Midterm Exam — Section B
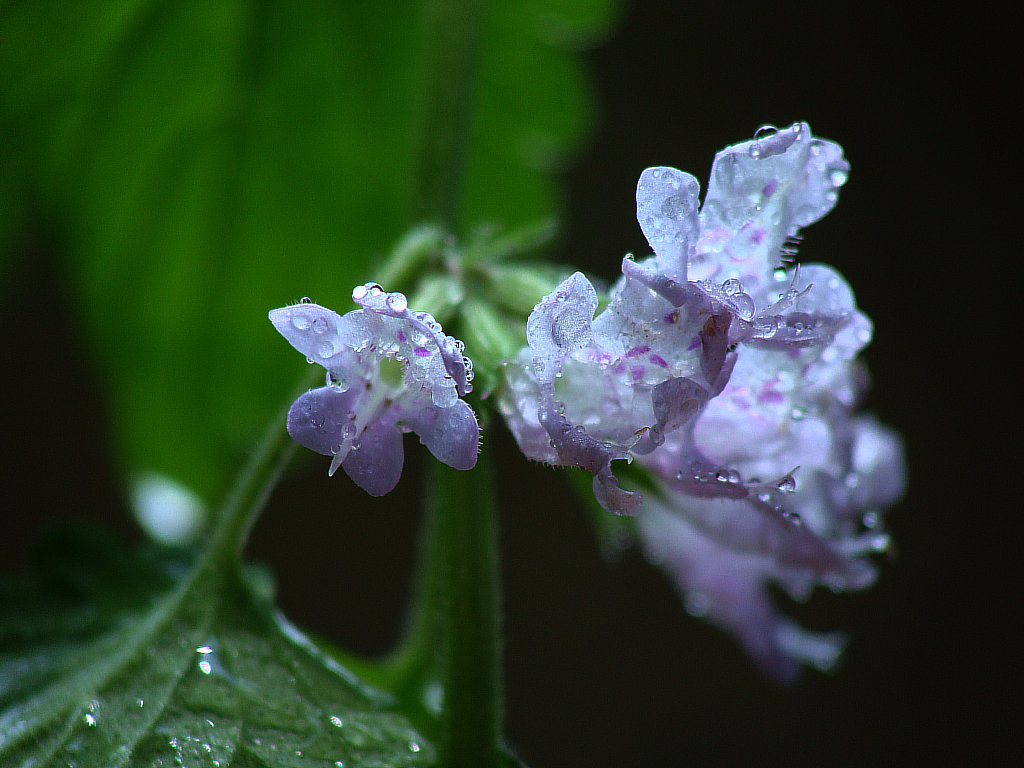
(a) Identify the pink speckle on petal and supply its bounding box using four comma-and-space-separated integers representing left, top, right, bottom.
625, 345, 651, 358
687, 336, 701, 351
650, 354, 668, 368
414, 347, 432, 358
397, 330, 407, 342
631, 365, 645, 381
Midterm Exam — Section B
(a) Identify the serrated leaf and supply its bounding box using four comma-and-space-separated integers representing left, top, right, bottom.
0, 528, 435, 768
0, 0, 616, 507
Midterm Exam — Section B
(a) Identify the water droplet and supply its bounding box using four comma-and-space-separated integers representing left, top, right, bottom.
330, 715, 344, 728
352, 284, 368, 301
754, 124, 778, 140
300, 296, 313, 304
715, 468, 731, 482
310, 412, 325, 428
773, 267, 788, 282
790, 406, 806, 420
291, 314, 311, 331
84, 713, 97, 727
684, 591, 710, 617
776, 475, 797, 493
136, 698, 145, 708
305, 356, 315, 365
198, 660, 212, 675
844, 472, 860, 488
830, 168, 848, 187
748, 143, 762, 159
342, 422, 357, 439
732, 292, 755, 320
408, 741, 421, 753
318, 340, 335, 359
335, 762, 345, 767
386, 293, 408, 312
722, 278, 742, 296
196, 645, 213, 654
862, 511, 879, 529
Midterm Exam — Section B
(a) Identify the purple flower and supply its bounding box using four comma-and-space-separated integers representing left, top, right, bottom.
500, 123, 905, 677
270, 284, 479, 496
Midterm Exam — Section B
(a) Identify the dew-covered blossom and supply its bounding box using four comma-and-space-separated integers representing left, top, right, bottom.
500, 123, 905, 679
270, 283, 479, 496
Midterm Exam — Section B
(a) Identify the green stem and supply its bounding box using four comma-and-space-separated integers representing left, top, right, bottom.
408, 0, 487, 228
206, 369, 317, 567
429, 454, 502, 768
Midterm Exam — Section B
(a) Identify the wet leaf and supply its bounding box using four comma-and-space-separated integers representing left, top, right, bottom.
0, 528, 435, 767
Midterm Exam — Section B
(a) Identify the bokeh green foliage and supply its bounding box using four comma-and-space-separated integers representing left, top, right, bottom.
0, 0, 616, 507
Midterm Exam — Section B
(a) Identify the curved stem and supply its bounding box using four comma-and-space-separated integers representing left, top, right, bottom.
206, 369, 318, 567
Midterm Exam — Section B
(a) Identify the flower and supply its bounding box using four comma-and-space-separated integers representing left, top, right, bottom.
500, 123, 905, 678
270, 283, 479, 496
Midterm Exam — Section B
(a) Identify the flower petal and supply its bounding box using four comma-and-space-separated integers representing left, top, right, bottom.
270, 303, 348, 365
696, 122, 849, 286
341, 414, 405, 497
403, 399, 480, 471
286, 386, 360, 457
526, 272, 598, 384
636, 166, 700, 282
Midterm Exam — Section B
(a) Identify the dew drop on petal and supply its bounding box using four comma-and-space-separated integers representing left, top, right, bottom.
300, 296, 313, 304
753, 124, 778, 140
776, 475, 797, 493
733, 292, 755, 320
722, 278, 742, 296
291, 314, 311, 331
386, 292, 408, 311
862, 511, 879, 529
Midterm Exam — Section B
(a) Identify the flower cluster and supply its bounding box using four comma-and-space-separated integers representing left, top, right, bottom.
500, 123, 905, 679
270, 283, 479, 495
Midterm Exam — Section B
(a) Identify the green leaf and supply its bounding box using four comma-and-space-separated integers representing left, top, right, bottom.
0, 528, 435, 768
0, 0, 616, 507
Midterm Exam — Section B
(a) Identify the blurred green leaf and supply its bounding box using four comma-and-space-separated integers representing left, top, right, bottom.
0, 527, 435, 767
0, 0, 616, 505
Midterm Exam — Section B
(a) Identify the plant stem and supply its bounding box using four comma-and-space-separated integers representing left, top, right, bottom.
206, 369, 317, 567
429, 454, 502, 768
408, 0, 487, 229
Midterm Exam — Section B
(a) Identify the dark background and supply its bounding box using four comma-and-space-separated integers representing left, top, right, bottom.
3, 2, 1012, 766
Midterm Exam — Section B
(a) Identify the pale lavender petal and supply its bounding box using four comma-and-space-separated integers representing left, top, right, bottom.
270, 303, 347, 365
403, 399, 480, 471
526, 272, 598, 384
352, 282, 472, 397
697, 122, 849, 286
636, 166, 700, 282
341, 414, 405, 497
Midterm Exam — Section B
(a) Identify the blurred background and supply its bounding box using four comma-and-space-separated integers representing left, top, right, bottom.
1, 1, 1011, 765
